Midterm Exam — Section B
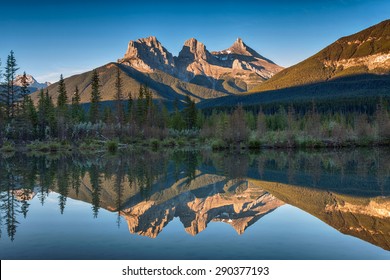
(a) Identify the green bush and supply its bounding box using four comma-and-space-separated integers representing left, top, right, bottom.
149, 138, 160, 150
211, 139, 227, 150
106, 140, 118, 153
248, 138, 261, 150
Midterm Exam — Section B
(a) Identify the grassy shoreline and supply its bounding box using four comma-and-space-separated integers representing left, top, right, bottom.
1, 135, 389, 155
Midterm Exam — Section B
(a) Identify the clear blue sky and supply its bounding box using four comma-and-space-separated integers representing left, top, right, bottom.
1, 0, 389, 83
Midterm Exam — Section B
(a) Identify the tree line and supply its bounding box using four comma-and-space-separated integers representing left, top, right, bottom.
1, 51, 389, 149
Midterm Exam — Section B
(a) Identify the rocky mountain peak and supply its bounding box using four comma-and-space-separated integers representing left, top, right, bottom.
13, 74, 50, 90
120, 36, 175, 74
179, 38, 211, 61
118, 35, 283, 93
227, 38, 261, 58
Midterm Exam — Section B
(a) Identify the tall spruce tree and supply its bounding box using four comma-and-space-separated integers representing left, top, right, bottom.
183, 94, 197, 129
114, 67, 124, 124
57, 74, 68, 110
20, 72, 29, 98
71, 85, 82, 123
127, 91, 133, 122
56, 74, 68, 139
3, 51, 19, 120
89, 69, 101, 123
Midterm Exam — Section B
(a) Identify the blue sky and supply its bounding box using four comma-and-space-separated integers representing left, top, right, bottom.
1, 0, 389, 83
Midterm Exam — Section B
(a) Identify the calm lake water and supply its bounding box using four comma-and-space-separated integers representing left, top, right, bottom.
0, 148, 389, 260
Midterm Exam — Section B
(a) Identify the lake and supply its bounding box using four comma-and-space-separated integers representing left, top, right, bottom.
0, 148, 389, 259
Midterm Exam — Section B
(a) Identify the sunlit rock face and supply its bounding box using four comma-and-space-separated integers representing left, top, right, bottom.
119, 36, 283, 93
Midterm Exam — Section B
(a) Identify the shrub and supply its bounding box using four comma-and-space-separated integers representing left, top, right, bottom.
106, 140, 118, 153
211, 139, 227, 150
248, 138, 261, 150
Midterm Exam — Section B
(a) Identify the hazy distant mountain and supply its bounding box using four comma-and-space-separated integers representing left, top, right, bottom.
14, 74, 51, 93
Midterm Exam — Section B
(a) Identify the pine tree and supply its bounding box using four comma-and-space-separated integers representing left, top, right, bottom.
136, 84, 146, 124
56, 74, 68, 139
89, 69, 101, 123
71, 85, 82, 123
126, 91, 133, 122
20, 72, 30, 99
183, 94, 197, 129
57, 74, 68, 110
37, 89, 47, 139
114, 67, 124, 124
3, 51, 19, 120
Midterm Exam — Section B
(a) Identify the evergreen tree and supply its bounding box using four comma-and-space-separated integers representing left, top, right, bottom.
57, 74, 68, 140
171, 97, 184, 130
126, 91, 133, 122
114, 67, 124, 124
136, 84, 146, 124
37, 89, 56, 139
20, 72, 29, 99
57, 74, 68, 110
89, 69, 101, 123
71, 85, 83, 123
2, 51, 19, 120
183, 94, 197, 129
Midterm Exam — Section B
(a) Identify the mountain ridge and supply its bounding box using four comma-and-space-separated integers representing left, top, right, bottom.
251, 19, 390, 93
119, 36, 283, 93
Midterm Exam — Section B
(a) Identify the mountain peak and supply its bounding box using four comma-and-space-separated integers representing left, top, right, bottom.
234, 37, 245, 47
120, 36, 175, 74
137, 35, 159, 45
228, 38, 258, 57
179, 38, 210, 61
13, 74, 50, 90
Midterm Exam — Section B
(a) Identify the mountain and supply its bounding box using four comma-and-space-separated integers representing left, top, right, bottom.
118, 36, 283, 93
198, 20, 390, 109
13, 74, 51, 93
30, 62, 228, 108
31, 37, 281, 106
251, 19, 390, 93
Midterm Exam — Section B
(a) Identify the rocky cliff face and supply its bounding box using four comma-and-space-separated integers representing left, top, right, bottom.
119, 36, 175, 75
118, 36, 283, 93
212, 38, 283, 79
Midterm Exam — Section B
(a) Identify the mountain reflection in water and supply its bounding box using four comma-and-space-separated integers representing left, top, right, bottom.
0, 149, 389, 253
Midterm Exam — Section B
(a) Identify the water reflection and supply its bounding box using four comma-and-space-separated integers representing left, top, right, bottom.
0, 149, 389, 251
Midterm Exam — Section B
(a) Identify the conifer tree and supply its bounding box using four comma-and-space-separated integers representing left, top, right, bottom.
114, 67, 124, 124
136, 84, 146, 124
57, 74, 68, 110
183, 94, 197, 129
20, 72, 30, 99
57, 74, 68, 139
127, 91, 133, 122
89, 69, 101, 123
71, 85, 82, 123
3, 51, 19, 120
